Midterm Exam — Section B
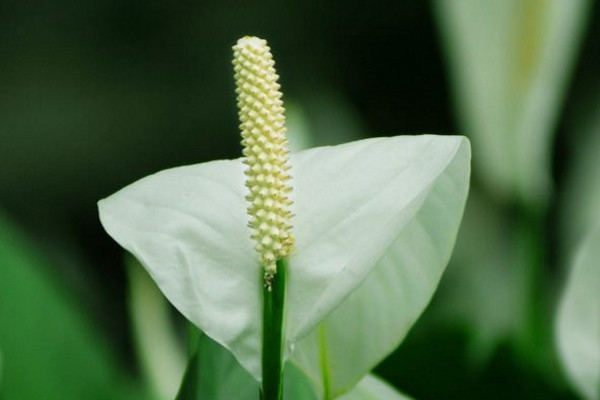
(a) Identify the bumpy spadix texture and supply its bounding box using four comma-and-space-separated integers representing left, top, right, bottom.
233, 36, 294, 284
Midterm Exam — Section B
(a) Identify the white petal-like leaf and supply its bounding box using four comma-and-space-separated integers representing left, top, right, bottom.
337, 375, 413, 400
99, 159, 262, 376
290, 137, 470, 397
556, 225, 600, 400
435, 0, 591, 206
99, 135, 470, 382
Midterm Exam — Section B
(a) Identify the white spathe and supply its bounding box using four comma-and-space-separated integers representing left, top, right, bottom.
556, 224, 600, 400
290, 135, 470, 397
435, 0, 591, 206
98, 135, 471, 383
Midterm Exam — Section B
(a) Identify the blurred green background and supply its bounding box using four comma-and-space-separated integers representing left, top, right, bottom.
1, 1, 599, 399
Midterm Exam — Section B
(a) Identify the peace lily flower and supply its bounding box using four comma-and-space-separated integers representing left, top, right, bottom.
98, 36, 471, 398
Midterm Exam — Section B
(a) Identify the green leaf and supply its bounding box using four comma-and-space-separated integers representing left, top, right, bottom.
99, 135, 471, 382
175, 335, 317, 400
284, 363, 319, 400
556, 224, 600, 400
435, 0, 591, 206
337, 375, 413, 400
434, 190, 539, 362
290, 137, 470, 398
175, 335, 258, 400
0, 211, 143, 400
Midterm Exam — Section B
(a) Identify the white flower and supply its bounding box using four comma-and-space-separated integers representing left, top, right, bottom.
98, 36, 471, 396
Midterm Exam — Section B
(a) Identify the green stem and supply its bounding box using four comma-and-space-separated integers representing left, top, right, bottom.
261, 258, 287, 400
512, 205, 549, 369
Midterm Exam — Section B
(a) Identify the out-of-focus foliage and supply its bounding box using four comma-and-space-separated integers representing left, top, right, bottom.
431, 0, 595, 391
434, 190, 533, 362
556, 225, 600, 400
560, 93, 600, 256
128, 258, 186, 400
435, 0, 592, 207
0, 211, 146, 400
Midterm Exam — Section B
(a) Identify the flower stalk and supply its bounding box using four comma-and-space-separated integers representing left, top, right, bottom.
261, 258, 286, 400
234, 36, 292, 400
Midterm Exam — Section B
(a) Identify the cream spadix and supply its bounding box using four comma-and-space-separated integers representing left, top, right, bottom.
233, 36, 294, 288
